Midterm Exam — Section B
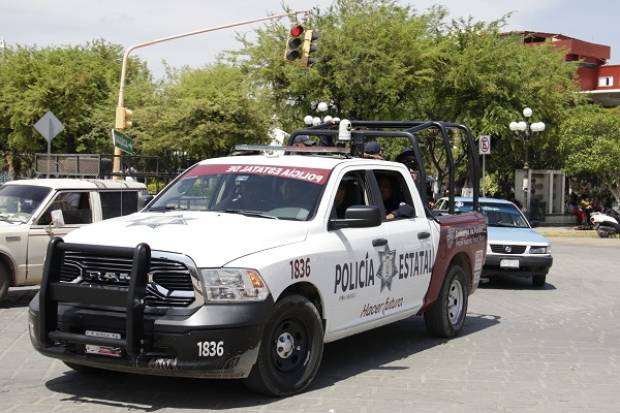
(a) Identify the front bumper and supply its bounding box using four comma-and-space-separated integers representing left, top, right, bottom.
30, 238, 273, 379
482, 254, 553, 278
29, 296, 273, 379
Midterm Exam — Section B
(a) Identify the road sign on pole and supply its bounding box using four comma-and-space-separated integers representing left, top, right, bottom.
478, 135, 491, 197
112, 129, 135, 155
34, 111, 64, 178
34, 111, 64, 143
479, 135, 491, 155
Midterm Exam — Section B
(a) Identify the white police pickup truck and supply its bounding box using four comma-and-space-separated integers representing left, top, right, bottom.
29, 122, 487, 396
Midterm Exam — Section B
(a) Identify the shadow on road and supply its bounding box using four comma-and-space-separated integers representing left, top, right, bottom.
480, 273, 557, 291
0, 288, 38, 309
44, 313, 500, 411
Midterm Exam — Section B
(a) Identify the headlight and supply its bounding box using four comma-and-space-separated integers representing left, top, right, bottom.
199, 268, 269, 302
529, 246, 549, 254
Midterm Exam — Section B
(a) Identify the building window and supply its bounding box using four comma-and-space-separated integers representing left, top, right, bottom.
598, 76, 614, 87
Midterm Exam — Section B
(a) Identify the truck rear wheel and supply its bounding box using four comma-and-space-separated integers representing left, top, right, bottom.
0, 264, 10, 304
424, 265, 468, 338
244, 294, 324, 396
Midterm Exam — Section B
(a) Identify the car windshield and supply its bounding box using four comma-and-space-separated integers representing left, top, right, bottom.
445, 200, 529, 228
148, 163, 331, 221
0, 185, 52, 223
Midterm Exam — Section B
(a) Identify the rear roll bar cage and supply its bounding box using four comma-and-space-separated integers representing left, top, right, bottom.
287, 120, 481, 213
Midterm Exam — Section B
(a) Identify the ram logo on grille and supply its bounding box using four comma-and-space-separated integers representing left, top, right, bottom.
85, 271, 131, 284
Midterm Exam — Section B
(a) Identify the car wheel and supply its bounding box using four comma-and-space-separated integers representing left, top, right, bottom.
0, 264, 10, 305
244, 294, 324, 397
532, 274, 547, 287
597, 228, 610, 238
424, 265, 469, 338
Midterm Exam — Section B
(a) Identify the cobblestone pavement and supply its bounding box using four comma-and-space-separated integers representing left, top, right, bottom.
1, 238, 619, 413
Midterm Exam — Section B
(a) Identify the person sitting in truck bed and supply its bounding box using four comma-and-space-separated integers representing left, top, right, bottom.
364, 141, 384, 160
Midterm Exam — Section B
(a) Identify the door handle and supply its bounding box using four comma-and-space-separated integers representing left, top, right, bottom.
372, 238, 387, 247
418, 231, 431, 240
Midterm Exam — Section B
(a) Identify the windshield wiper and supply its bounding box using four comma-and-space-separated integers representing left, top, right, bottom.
0, 215, 24, 224
148, 205, 180, 212
491, 222, 521, 228
214, 209, 279, 220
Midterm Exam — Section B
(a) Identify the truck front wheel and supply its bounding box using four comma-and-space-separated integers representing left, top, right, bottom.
424, 265, 469, 338
244, 294, 324, 396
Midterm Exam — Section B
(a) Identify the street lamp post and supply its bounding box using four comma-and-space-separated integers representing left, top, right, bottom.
509, 107, 546, 217
112, 10, 309, 176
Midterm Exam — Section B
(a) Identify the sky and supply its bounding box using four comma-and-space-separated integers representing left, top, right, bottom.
1, 0, 618, 79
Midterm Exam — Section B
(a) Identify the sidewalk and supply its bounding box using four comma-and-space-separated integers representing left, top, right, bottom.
536, 226, 598, 238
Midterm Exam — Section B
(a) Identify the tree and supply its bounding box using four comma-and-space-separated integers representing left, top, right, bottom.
559, 105, 620, 205
235, 0, 446, 131
237, 0, 583, 196
0, 40, 152, 175
134, 64, 271, 161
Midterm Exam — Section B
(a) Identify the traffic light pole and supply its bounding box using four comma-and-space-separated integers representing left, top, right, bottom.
113, 9, 310, 176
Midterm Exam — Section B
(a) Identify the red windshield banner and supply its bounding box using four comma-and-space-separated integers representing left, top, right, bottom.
183, 164, 331, 185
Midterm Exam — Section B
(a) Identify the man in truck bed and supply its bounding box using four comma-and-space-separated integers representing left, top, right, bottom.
29, 120, 486, 397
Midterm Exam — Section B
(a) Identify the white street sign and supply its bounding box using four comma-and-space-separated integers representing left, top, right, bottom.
479, 135, 491, 155
34, 111, 64, 143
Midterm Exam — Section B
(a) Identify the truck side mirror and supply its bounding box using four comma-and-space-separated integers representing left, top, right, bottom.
329, 205, 382, 230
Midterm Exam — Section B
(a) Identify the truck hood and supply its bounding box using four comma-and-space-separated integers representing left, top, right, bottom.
64, 211, 309, 267
487, 226, 549, 245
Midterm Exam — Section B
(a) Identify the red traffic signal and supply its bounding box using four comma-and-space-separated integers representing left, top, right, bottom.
284, 24, 305, 63
290, 24, 304, 37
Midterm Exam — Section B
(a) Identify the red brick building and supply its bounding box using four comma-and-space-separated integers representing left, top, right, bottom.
514, 31, 620, 106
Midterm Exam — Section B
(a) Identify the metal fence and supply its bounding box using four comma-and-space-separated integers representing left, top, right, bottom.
1, 152, 197, 193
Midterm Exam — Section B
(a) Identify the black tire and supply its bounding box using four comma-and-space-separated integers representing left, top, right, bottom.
532, 274, 547, 287
0, 263, 10, 305
424, 265, 469, 338
597, 228, 610, 238
244, 294, 324, 397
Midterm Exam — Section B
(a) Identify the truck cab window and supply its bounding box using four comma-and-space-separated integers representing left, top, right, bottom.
331, 171, 371, 219
100, 191, 139, 220
373, 170, 415, 220
37, 192, 92, 225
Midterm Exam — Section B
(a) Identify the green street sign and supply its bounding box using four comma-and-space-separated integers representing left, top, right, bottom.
111, 129, 134, 155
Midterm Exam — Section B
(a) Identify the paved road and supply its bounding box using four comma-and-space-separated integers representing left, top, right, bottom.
1, 238, 618, 413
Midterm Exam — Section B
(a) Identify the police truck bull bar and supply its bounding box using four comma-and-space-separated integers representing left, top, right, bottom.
38, 237, 151, 362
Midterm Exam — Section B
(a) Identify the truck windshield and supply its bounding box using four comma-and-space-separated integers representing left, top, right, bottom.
442, 200, 529, 228
0, 185, 52, 223
148, 163, 331, 221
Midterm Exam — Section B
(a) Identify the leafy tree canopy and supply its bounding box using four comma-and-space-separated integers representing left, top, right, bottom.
559, 105, 620, 204
0, 40, 151, 156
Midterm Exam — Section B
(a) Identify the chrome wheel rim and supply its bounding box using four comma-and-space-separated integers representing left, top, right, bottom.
447, 279, 464, 325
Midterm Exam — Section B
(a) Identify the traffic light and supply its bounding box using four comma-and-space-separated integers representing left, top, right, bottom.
301, 30, 319, 67
284, 24, 305, 63
115, 106, 133, 130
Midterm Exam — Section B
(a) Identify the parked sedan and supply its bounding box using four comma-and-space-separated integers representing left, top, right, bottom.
434, 197, 553, 287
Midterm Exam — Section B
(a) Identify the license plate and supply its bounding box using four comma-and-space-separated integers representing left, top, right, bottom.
500, 259, 520, 269
85, 330, 122, 358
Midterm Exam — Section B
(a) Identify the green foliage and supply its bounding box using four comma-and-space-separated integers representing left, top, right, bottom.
235, 0, 447, 130
559, 105, 620, 203
237, 0, 582, 196
134, 64, 271, 160
0, 40, 152, 155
